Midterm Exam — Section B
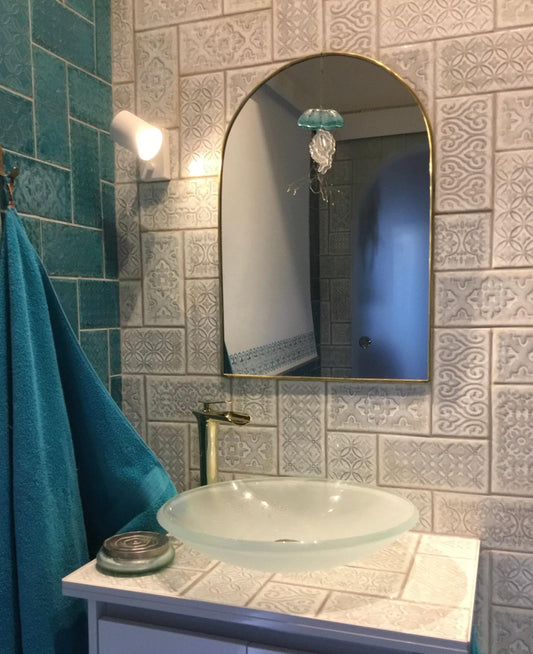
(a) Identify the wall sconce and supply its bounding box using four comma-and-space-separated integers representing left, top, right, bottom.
110, 110, 170, 182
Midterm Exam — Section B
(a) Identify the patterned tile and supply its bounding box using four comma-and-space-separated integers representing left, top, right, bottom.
433, 213, 491, 271
184, 229, 218, 278
122, 328, 185, 374
115, 145, 137, 185
142, 231, 185, 326
226, 63, 280, 122
492, 607, 533, 654
435, 95, 493, 212
231, 377, 278, 426
42, 221, 103, 277
473, 550, 491, 654
493, 386, 533, 495
95, 0, 111, 81
180, 73, 225, 177
0, 0, 32, 95
139, 178, 219, 230
497, 0, 533, 28
273, 0, 322, 59
116, 183, 141, 279
248, 581, 327, 616
326, 431, 377, 485
148, 422, 189, 492
119, 281, 143, 327
494, 150, 533, 267
435, 270, 533, 326
279, 380, 325, 476
327, 383, 430, 435
111, 0, 134, 82
434, 493, 533, 551
437, 28, 533, 97
492, 552, 533, 609
217, 425, 277, 475
122, 375, 146, 439
224, 0, 270, 13
324, 0, 377, 56
71, 121, 100, 228
180, 11, 271, 75
388, 488, 433, 533
351, 532, 420, 573
79, 280, 120, 328
418, 534, 479, 559
186, 279, 220, 374
184, 562, 271, 605
380, 0, 493, 46
146, 375, 230, 421
172, 541, 218, 571
68, 67, 112, 131
494, 329, 533, 383
135, 27, 179, 128
379, 435, 489, 493
432, 329, 490, 437
135, 0, 221, 30
497, 90, 533, 150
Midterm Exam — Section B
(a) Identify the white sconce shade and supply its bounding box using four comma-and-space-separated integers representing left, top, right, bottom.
110, 110, 170, 182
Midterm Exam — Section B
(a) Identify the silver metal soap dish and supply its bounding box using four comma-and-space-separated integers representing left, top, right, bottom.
96, 531, 174, 575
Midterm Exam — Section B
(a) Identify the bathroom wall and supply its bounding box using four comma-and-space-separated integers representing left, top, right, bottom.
0, 0, 120, 396
112, 1, 533, 652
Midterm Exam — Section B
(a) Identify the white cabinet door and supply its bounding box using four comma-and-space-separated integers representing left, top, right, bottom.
98, 618, 247, 654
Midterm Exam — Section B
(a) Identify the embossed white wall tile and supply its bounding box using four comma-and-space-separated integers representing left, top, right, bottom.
437, 28, 533, 97
497, 0, 533, 28
473, 550, 491, 654
122, 328, 185, 374
494, 150, 533, 267
184, 229, 218, 278
225, 63, 280, 121
180, 73, 224, 177
492, 551, 533, 609
180, 11, 272, 75
494, 329, 533, 383
379, 0, 493, 47
142, 231, 185, 326
434, 493, 533, 551
273, 0, 323, 60
435, 95, 493, 213
493, 386, 533, 495
135, 27, 179, 127
146, 375, 230, 421
379, 435, 489, 492
113, 82, 135, 113
497, 90, 533, 150
224, 0, 271, 13
418, 534, 479, 559
433, 213, 491, 271
116, 183, 141, 279
135, 0, 221, 30
140, 178, 219, 230
492, 607, 533, 654
119, 281, 143, 327
186, 279, 220, 374
111, 0, 134, 82
217, 425, 277, 475
168, 128, 180, 180
324, 0, 377, 56
326, 431, 377, 485
351, 532, 420, 573
184, 562, 271, 604
327, 383, 430, 434
432, 329, 490, 437
279, 380, 325, 476
148, 422, 189, 491
231, 377, 278, 426
435, 270, 533, 326
122, 375, 146, 438
388, 488, 433, 533
248, 581, 327, 616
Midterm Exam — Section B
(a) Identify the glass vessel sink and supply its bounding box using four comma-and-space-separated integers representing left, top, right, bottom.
157, 478, 418, 572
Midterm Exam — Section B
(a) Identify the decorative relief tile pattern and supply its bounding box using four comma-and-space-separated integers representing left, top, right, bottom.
217, 425, 278, 475
473, 551, 491, 654
231, 377, 278, 426
122, 375, 146, 438
494, 329, 533, 383
493, 386, 533, 495
497, 90, 533, 150
179, 12, 272, 75
135, 0, 221, 30
224, 0, 271, 14
435, 95, 493, 212
389, 489, 432, 533
494, 150, 533, 267
326, 431, 376, 484
273, 0, 322, 59
418, 534, 479, 559
324, 0, 377, 56
183, 562, 271, 605
380, 0, 493, 47
122, 328, 185, 374
184, 229, 218, 278
433, 213, 491, 271
226, 63, 280, 121
380, 435, 489, 492
248, 581, 327, 616
111, 0, 134, 82
492, 607, 533, 654
327, 383, 430, 434
497, 0, 533, 28
432, 329, 490, 437
148, 422, 189, 492
146, 375, 230, 421
119, 281, 143, 327
186, 279, 220, 374
350, 533, 420, 573
116, 183, 141, 279
492, 552, 533, 609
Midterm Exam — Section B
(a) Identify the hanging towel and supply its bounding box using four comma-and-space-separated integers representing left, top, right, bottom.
0, 207, 177, 654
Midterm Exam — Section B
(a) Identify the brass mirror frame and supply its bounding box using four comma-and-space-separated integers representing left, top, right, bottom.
219, 52, 434, 383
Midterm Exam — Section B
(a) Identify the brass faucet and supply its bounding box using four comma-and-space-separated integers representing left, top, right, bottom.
192, 402, 251, 485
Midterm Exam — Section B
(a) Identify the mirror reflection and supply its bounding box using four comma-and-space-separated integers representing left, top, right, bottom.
220, 54, 432, 381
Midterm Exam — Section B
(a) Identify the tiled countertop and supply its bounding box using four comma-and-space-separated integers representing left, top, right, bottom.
63, 532, 479, 653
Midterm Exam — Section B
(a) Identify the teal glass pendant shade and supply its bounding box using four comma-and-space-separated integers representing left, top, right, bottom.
297, 108, 344, 130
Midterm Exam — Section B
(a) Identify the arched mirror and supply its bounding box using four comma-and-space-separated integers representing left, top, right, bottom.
220, 54, 433, 382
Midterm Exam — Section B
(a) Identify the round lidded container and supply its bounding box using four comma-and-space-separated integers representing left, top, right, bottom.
96, 531, 174, 575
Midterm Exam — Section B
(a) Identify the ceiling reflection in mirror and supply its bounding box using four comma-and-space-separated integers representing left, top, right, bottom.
220, 54, 432, 382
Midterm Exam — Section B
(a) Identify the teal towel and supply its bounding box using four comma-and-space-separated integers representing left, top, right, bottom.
0, 208, 176, 654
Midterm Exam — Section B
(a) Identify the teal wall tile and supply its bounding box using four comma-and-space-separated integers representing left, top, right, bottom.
70, 120, 101, 227
20, 215, 42, 255
99, 132, 114, 183
95, 0, 112, 82
102, 183, 118, 278
0, 88, 34, 156
69, 68, 112, 131
42, 221, 103, 277
51, 279, 79, 332
0, 0, 32, 95
80, 330, 109, 386
33, 48, 69, 167
32, 0, 94, 73
109, 329, 121, 375
79, 280, 120, 328
110, 376, 122, 406
65, 0, 93, 21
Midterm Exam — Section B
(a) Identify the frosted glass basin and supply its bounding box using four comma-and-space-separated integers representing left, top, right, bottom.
157, 478, 418, 573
